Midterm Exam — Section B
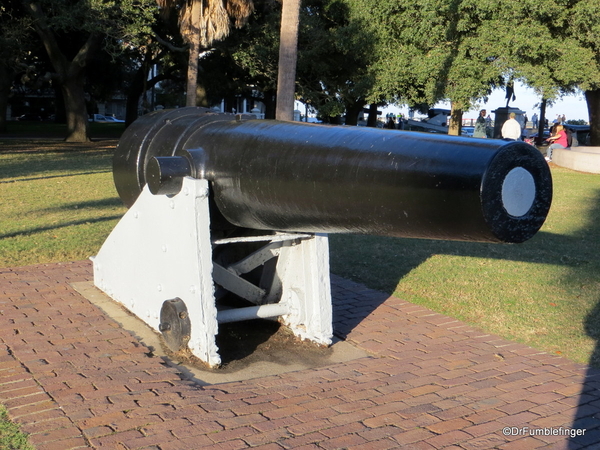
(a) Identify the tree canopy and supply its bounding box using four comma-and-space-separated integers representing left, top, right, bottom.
219, 0, 378, 122
336, 0, 600, 139
344, 0, 508, 132
20, 0, 159, 141
0, 1, 33, 131
4, 0, 600, 142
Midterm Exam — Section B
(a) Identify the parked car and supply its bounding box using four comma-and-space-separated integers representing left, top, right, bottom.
16, 113, 42, 121
89, 114, 124, 123
89, 114, 109, 123
104, 116, 125, 123
461, 126, 474, 137
524, 130, 550, 144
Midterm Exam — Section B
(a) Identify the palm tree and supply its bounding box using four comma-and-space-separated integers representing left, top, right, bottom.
275, 0, 300, 121
157, 0, 254, 107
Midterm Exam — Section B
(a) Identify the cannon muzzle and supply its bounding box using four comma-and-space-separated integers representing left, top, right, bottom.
114, 107, 552, 244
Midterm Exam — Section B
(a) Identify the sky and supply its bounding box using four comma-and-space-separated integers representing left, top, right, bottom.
384, 81, 590, 123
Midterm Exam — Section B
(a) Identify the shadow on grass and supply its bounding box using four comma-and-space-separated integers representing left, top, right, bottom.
327, 181, 600, 445
570, 188, 600, 447
0, 215, 123, 240
328, 230, 579, 341
329, 229, 589, 298
0, 140, 116, 181
328, 186, 600, 447
0, 122, 124, 140
0, 170, 112, 184
37, 198, 123, 213
1, 154, 114, 180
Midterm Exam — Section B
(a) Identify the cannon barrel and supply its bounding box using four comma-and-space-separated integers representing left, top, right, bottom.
113, 107, 552, 244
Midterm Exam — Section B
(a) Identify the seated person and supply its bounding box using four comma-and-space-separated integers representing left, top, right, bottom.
545, 124, 568, 162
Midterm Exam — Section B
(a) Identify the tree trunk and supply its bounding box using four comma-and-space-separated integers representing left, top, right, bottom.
52, 83, 66, 124
344, 101, 365, 126
62, 72, 90, 142
585, 90, 600, 146
126, 49, 153, 127
275, 0, 301, 121
448, 103, 462, 136
366, 103, 378, 127
126, 71, 146, 127
22, 0, 100, 142
536, 98, 547, 146
0, 63, 11, 132
263, 89, 277, 119
186, 0, 202, 107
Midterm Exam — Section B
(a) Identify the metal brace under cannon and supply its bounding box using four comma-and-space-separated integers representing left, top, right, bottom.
93, 107, 552, 367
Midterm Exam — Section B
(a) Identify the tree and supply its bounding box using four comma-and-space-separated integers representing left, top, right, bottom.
124, 45, 184, 125
472, 0, 589, 138
344, 0, 507, 135
296, 0, 377, 125
157, 0, 254, 107
21, 0, 158, 141
212, 0, 281, 118
119, 14, 189, 125
275, 0, 300, 120
469, 0, 600, 143
0, 0, 35, 131
220, 0, 376, 123
567, 0, 600, 145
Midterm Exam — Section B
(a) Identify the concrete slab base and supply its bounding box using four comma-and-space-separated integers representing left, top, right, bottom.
553, 146, 600, 174
71, 281, 368, 386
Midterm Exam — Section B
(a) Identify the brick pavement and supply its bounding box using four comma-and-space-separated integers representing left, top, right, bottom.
1, 261, 599, 449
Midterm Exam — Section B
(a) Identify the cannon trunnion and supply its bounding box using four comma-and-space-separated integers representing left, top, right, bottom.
95, 107, 552, 367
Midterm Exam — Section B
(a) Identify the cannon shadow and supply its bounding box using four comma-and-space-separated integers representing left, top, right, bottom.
569, 188, 600, 447
330, 186, 600, 446
329, 230, 564, 338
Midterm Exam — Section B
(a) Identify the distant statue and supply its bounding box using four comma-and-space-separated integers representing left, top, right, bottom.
505, 80, 516, 107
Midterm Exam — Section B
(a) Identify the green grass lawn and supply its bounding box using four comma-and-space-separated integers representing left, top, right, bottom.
0, 140, 126, 267
1, 138, 600, 371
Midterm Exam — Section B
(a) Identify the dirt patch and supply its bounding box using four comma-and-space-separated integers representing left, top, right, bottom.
164, 319, 335, 373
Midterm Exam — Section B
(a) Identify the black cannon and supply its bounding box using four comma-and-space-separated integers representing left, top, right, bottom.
114, 107, 551, 244
94, 107, 552, 367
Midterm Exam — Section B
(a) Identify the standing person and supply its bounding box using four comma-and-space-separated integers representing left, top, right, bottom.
473, 109, 487, 138
397, 113, 405, 130
532, 113, 538, 129
485, 114, 493, 137
545, 124, 568, 162
501, 112, 522, 140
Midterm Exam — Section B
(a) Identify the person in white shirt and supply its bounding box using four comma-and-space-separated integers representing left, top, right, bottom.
501, 112, 522, 140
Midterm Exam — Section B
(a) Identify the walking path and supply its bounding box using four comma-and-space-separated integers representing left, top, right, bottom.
1, 261, 599, 449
